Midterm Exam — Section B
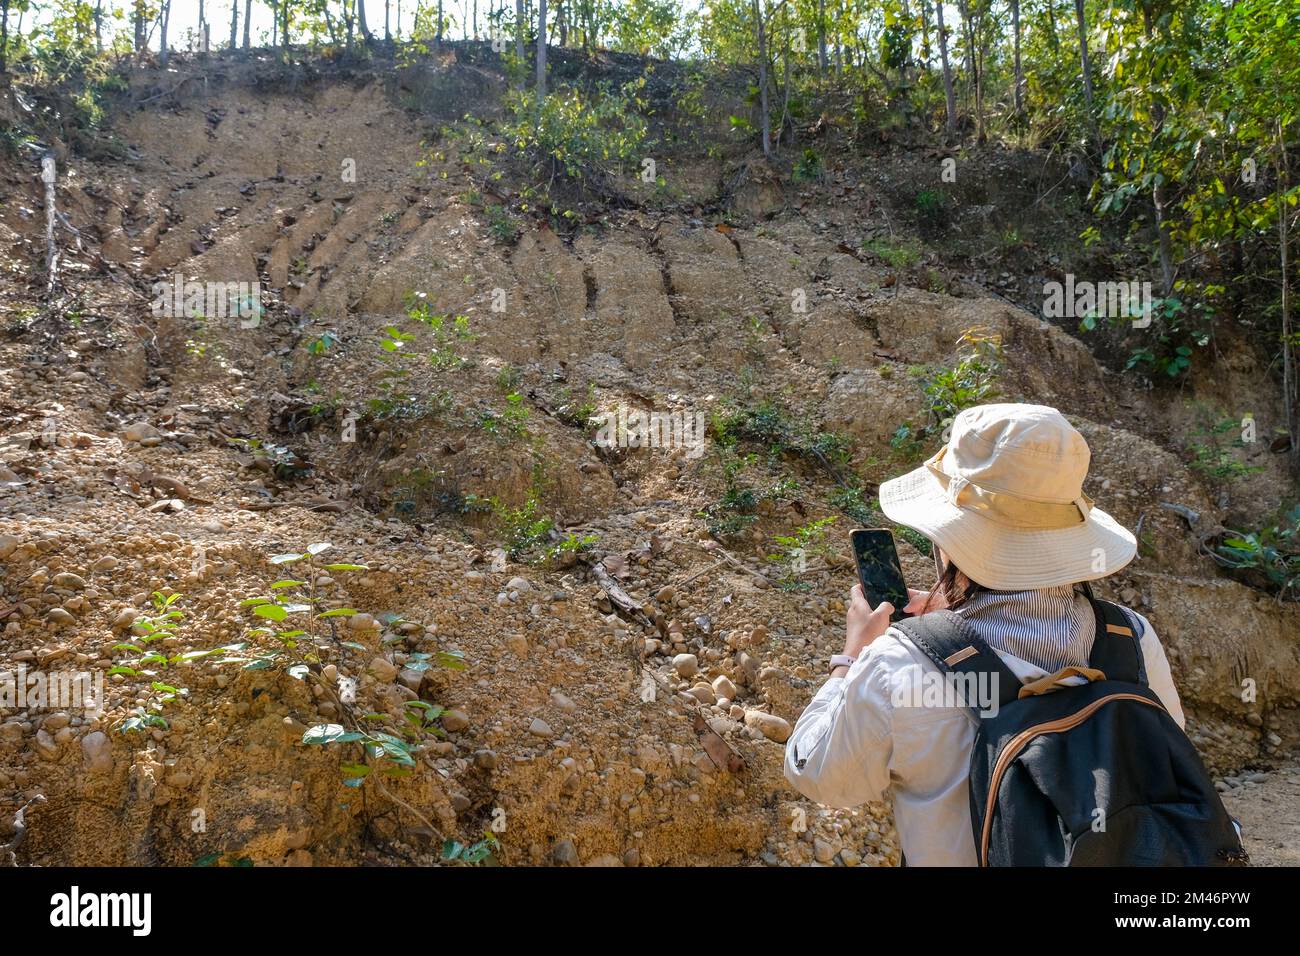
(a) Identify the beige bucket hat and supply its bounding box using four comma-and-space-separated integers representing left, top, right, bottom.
879, 403, 1136, 590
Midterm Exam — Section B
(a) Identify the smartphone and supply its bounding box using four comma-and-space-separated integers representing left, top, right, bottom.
850, 529, 911, 623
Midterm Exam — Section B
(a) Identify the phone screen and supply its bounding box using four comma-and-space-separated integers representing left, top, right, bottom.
851, 529, 911, 623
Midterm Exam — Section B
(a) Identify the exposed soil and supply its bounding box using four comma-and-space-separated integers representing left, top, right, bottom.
1, 48, 1297, 867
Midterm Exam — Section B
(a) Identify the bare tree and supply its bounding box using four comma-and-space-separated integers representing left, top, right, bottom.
243, 0, 251, 49
1010, 0, 1024, 115
536, 0, 547, 95
1074, 0, 1099, 150
358, 0, 374, 42
934, 0, 957, 136
754, 0, 770, 158
160, 0, 171, 66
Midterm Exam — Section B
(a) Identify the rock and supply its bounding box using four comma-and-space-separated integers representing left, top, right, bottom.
113, 607, 139, 630
52, 572, 86, 590
397, 668, 424, 691
366, 657, 399, 682
43, 713, 71, 731
91, 556, 119, 572
474, 749, 499, 770
349, 613, 379, 632
551, 839, 579, 865
505, 633, 529, 658
528, 717, 554, 738
685, 683, 716, 705
814, 839, 837, 864
712, 675, 738, 700
34, 729, 60, 759
551, 692, 578, 712
0, 535, 19, 560
623, 848, 641, 867
585, 854, 623, 867
506, 576, 532, 593
442, 709, 470, 732
81, 731, 113, 773
46, 608, 76, 626
735, 651, 759, 687
840, 848, 861, 867
672, 653, 699, 678
656, 586, 676, 604
744, 710, 792, 743
122, 421, 162, 443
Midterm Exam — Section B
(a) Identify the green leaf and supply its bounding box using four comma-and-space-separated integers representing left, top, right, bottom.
302, 724, 365, 745
269, 553, 305, 565
270, 580, 305, 590
253, 603, 288, 622
317, 608, 358, 618
323, 563, 368, 572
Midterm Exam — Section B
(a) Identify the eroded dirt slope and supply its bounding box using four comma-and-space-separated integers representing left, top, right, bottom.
1, 53, 1297, 866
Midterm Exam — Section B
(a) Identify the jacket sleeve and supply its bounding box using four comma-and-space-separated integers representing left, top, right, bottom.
1135, 613, 1185, 730
783, 644, 895, 808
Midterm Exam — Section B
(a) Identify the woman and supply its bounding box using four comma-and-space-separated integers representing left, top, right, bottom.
783, 403, 1185, 866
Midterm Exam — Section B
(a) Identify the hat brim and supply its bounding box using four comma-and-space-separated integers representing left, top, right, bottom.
878, 462, 1136, 591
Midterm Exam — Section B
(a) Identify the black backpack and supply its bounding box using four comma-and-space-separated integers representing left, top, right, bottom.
894, 595, 1248, 867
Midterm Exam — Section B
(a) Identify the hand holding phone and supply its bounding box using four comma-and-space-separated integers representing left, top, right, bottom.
850, 529, 912, 624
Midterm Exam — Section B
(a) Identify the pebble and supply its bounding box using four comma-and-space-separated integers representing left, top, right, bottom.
551, 839, 578, 865
528, 717, 554, 738
81, 731, 113, 773
47, 608, 76, 626
712, 675, 738, 700
53, 572, 86, 589
505, 633, 529, 658
744, 711, 792, 743
672, 653, 698, 678
367, 657, 399, 682
0, 535, 19, 560
507, 576, 532, 593
442, 709, 470, 732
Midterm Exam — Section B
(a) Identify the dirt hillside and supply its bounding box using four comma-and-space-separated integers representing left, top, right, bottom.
1, 49, 1297, 866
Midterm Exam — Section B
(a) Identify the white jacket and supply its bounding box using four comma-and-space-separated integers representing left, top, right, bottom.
783, 611, 1185, 866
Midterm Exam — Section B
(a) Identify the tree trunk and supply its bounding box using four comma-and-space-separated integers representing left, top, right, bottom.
536, 0, 547, 96
934, 0, 957, 136
437, 0, 443, 46
1279, 124, 1296, 471
817, 0, 827, 75
229, 0, 238, 49
358, 0, 373, 42
755, 0, 770, 158
160, 0, 171, 66
199, 0, 206, 50
135, 1, 147, 56
94, 0, 104, 52
1010, 0, 1024, 115
515, 0, 524, 61
1, 0, 11, 75
385, 0, 391, 41
243, 0, 251, 49
1045, 0, 1060, 51
1074, 0, 1099, 151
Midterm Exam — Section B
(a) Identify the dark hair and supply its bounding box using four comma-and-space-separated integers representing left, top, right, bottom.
923, 553, 985, 612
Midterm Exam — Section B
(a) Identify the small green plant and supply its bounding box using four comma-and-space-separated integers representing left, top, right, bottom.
893, 327, 1002, 457
1188, 414, 1265, 482
793, 148, 823, 183
862, 238, 922, 269
441, 832, 500, 865
768, 516, 837, 590
496, 493, 557, 559
224, 543, 466, 791
485, 204, 520, 243
1212, 505, 1300, 601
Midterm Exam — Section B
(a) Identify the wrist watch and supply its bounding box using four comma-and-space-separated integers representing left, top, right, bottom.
828, 654, 856, 674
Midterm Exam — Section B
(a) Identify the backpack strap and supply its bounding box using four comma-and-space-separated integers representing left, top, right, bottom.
894, 610, 1023, 716
1085, 596, 1147, 685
